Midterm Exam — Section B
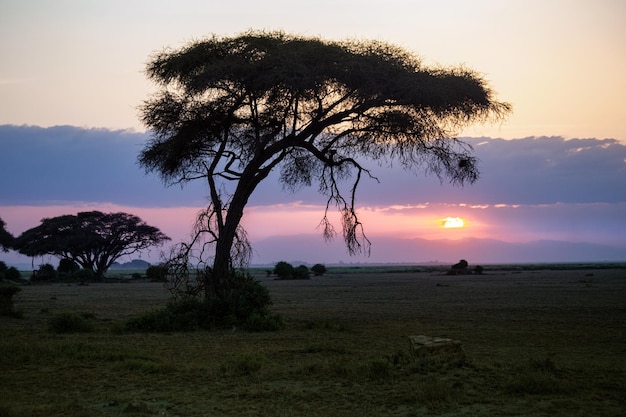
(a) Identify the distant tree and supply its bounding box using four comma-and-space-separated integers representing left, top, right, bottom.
293, 265, 310, 280
0, 218, 14, 252
273, 261, 294, 280
448, 259, 470, 275
14, 211, 170, 280
138, 31, 510, 298
311, 263, 327, 276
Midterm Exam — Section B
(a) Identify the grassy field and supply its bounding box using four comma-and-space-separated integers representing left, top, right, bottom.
1, 265, 625, 416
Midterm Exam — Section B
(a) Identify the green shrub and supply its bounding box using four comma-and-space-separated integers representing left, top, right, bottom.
48, 312, 94, 334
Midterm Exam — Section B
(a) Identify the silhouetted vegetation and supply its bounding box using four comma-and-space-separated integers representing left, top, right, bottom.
126, 271, 282, 332
138, 31, 510, 299
311, 263, 327, 276
13, 211, 169, 280
273, 261, 310, 280
0, 285, 21, 317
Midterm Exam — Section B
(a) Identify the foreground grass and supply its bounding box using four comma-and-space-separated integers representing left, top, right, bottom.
1, 268, 625, 416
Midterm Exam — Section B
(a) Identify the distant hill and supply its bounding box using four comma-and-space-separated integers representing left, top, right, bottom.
110, 259, 151, 270
250, 234, 626, 266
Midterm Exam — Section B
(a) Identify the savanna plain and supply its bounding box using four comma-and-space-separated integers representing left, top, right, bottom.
1, 264, 625, 416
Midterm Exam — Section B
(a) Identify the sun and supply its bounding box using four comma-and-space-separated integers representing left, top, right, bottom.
442, 217, 465, 228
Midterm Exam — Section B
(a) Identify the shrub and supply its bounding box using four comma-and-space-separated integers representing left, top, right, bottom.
146, 264, 168, 282
57, 258, 79, 276
273, 261, 294, 279
74, 268, 95, 283
31, 263, 57, 282
5, 267, 21, 282
125, 296, 212, 332
311, 263, 327, 276
0, 285, 21, 316
126, 271, 281, 332
293, 265, 310, 280
48, 312, 94, 334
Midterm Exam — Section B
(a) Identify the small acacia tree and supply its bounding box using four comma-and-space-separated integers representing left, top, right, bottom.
139, 31, 510, 298
14, 211, 170, 280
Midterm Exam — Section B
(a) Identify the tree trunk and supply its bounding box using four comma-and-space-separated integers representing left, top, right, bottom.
208, 187, 248, 299
207, 160, 273, 299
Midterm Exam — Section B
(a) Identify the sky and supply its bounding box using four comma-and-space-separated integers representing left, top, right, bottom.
1, 0, 625, 266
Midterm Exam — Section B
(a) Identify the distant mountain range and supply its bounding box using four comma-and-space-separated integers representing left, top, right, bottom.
109, 259, 152, 270
249, 234, 626, 266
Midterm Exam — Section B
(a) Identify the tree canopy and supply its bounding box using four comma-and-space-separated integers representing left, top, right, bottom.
14, 211, 170, 280
139, 31, 510, 296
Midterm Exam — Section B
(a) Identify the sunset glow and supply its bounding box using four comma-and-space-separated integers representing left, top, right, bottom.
443, 217, 465, 228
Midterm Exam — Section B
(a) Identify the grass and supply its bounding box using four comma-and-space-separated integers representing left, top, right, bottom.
0, 266, 625, 416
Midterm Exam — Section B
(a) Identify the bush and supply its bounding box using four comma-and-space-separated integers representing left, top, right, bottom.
57, 258, 79, 275
31, 263, 57, 282
48, 312, 94, 333
311, 263, 327, 276
273, 261, 294, 279
0, 285, 21, 316
293, 265, 310, 279
126, 271, 281, 332
146, 264, 169, 282
125, 296, 212, 332
75, 268, 95, 283
274, 261, 310, 280
5, 267, 21, 282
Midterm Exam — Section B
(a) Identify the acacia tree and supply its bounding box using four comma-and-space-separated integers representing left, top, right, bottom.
139, 31, 510, 297
14, 211, 170, 280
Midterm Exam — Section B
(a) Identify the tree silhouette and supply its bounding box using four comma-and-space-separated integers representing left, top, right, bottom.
0, 218, 14, 252
14, 211, 170, 280
139, 31, 510, 297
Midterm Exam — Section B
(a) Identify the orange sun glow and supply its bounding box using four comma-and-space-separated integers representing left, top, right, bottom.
442, 217, 465, 228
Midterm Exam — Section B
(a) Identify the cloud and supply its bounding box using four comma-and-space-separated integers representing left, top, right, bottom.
2, 125, 625, 208
0, 125, 206, 207
1, 125, 625, 266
